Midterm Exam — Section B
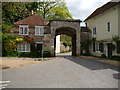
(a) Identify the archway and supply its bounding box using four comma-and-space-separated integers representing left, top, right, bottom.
49, 19, 81, 57
54, 27, 76, 56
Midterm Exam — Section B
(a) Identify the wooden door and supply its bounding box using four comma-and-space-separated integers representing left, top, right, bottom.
37, 44, 42, 57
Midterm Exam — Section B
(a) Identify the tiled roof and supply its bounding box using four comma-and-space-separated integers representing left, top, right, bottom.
14, 14, 47, 26
85, 2, 120, 21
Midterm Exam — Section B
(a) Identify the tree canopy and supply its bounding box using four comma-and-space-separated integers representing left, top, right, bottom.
2, 1, 73, 32
2, 1, 73, 24
60, 35, 72, 46
37, 1, 73, 20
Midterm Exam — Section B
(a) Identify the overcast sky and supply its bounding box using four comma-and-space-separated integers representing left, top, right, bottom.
65, 0, 111, 26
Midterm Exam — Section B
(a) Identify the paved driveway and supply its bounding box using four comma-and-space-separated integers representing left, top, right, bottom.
2, 56, 119, 88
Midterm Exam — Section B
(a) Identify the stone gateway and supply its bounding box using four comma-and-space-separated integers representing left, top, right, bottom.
48, 19, 81, 56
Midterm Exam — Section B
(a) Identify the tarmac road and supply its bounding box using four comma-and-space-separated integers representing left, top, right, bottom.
2, 56, 119, 88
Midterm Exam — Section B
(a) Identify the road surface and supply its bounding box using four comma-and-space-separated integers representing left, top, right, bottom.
2, 56, 119, 88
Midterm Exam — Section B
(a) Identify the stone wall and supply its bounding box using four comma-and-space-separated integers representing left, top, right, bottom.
49, 19, 81, 56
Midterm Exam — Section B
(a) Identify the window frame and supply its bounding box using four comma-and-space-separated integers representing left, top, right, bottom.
93, 27, 96, 35
17, 43, 30, 52
95, 42, 100, 52
19, 25, 29, 35
35, 26, 44, 36
107, 22, 111, 32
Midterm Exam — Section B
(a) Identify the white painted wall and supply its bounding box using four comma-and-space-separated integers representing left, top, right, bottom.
86, 5, 119, 41
56, 35, 60, 53
86, 4, 119, 57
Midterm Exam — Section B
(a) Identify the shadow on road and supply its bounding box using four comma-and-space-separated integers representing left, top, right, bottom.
65, 56, 119, 71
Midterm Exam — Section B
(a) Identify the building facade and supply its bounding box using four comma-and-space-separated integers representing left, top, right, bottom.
85, 2, 120, 57
10, 14, 53, 57
80, 27, 92, 54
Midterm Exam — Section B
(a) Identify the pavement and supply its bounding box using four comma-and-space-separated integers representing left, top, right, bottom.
0, 57, 45, 60
56, 52, 72, 57
1, 56, 119, 88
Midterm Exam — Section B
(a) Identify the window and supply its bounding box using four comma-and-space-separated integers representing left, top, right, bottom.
19, 25, 29, 35
99, 42, 104, 52
93, 27, 96, 35
17, 43, 30, 52
107, 22, 110, 32
95, 42, 100, 52
35, 26, 44, 36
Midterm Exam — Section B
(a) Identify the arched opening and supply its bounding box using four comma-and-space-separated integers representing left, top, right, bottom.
54, 27, 76, 56
55, 35, 72, 56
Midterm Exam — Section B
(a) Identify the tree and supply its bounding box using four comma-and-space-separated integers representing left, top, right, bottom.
2, 2, 37, 33
2, 33, 25, 56
60, 35, 72, 46
37, 1, 73, 20
2, 2, 36, 24
2, 1, 73, 32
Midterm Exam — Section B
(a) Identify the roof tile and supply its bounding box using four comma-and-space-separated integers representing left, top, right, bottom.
14, 14, 47, 26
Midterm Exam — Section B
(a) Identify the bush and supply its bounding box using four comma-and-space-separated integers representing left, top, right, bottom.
82, 53, 92, 56
4, 50, 52, 58
110, 56, 120, 61
101, 54, 106, 58
63, 42, 68, 47
43, 50, 52, 57
18, 51, 40, 58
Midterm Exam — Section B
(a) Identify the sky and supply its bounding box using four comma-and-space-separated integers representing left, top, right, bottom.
65, 0, 111, 26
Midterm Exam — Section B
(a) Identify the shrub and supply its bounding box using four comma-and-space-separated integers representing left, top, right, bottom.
111, 56, 120, 61
43, 50, 52, 57
6, 51, 20, 57
5, 50, 52, 58
101, 54, 106, 58
18, 51, 40, 58
82, 53, 92, 56
63, 42, 68, 47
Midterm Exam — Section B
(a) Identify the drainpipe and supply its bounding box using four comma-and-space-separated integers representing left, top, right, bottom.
41, 42, 44, 61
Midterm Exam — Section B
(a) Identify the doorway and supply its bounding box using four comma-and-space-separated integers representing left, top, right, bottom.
107, 43, 112, 58
36, 44, 43, 57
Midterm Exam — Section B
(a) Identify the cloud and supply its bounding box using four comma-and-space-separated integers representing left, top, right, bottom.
65, 0, 111, 23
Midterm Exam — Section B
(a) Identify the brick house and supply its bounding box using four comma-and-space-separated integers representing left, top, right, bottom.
10, 14, 51, 56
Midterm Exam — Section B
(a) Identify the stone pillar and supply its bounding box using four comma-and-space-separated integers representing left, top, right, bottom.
76, 27, 81, 56
50, 27, 55, 56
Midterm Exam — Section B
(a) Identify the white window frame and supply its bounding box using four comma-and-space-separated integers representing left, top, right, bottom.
93, 27, 96, 35
19, 25, 29, 35
106, 22, 111, 32
35, 26, 44, 36
95, 42, 100, 52
17, 43, 30, 52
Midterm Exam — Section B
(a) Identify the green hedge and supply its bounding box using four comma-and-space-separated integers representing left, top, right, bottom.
4, 50, 52, 58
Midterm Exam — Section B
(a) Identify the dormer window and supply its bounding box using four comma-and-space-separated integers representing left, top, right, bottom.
19, 25, 29, 35
35, 26, 44, 36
